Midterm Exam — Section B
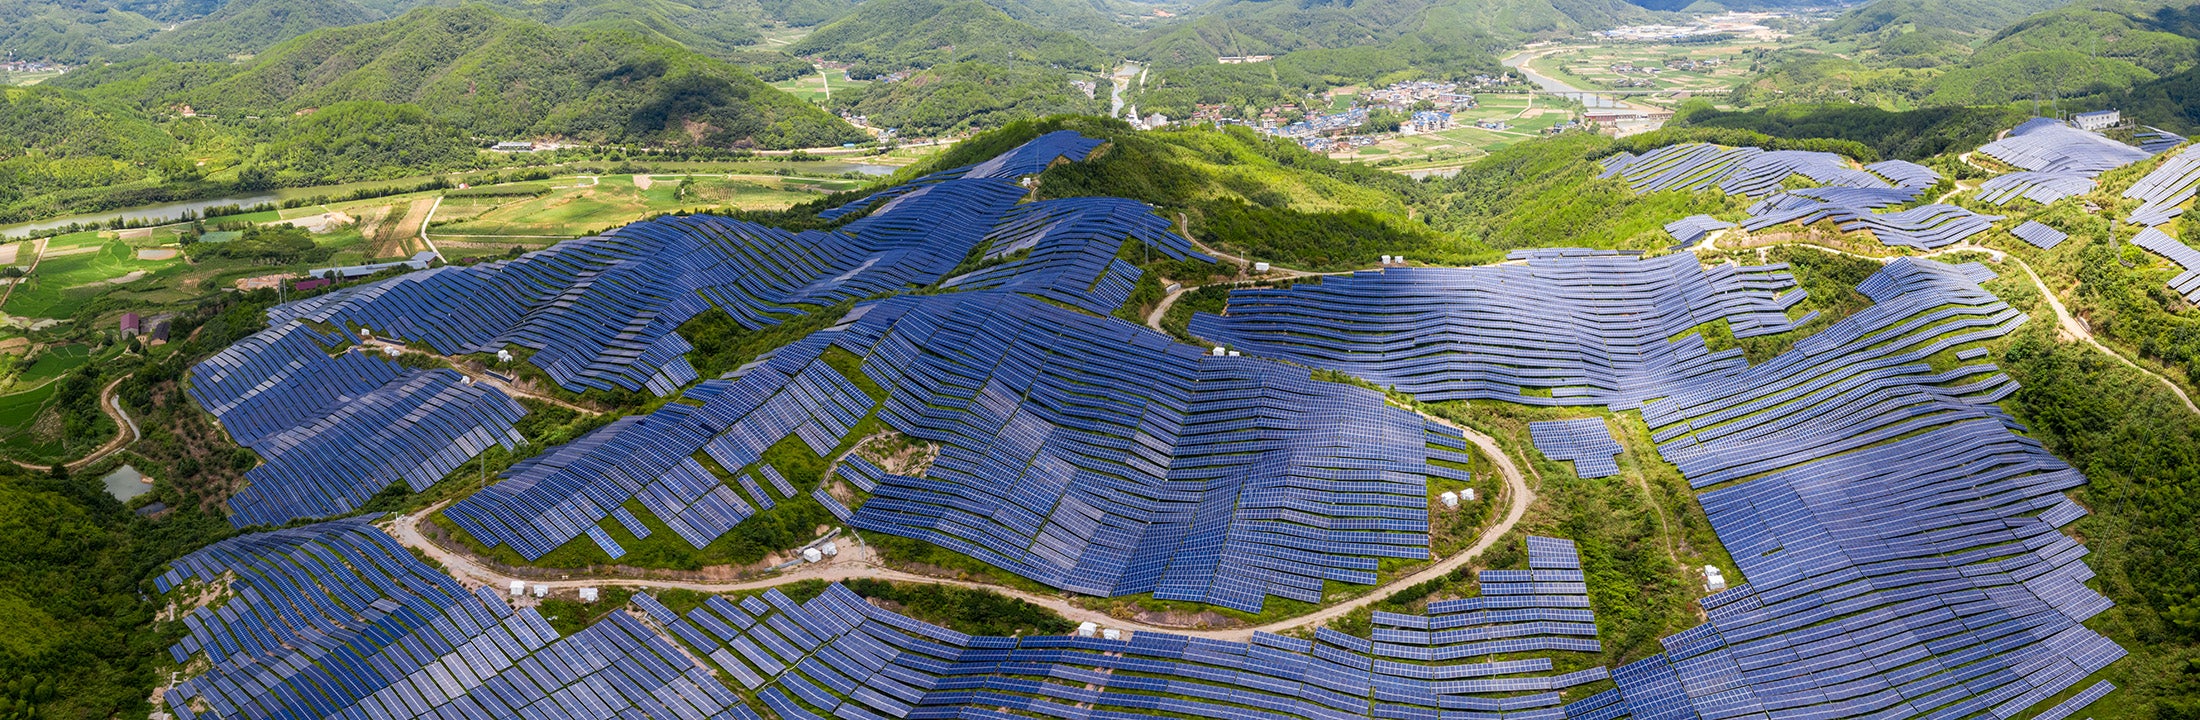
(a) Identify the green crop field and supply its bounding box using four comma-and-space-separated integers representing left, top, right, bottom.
772, 67, 871, 105
430, 174, 858, 238
1528, 41, 1766, 106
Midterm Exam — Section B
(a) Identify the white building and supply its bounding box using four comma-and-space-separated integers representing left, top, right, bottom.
2072, 110, 2121, 131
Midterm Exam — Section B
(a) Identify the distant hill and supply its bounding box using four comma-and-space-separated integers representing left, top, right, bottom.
1819, 0, 2073, 40
0, 0, 163, 63
0, 0, 849, 65
787, 0, 1107, 75
829, 61, 1106, 134
56, 5, 863, 149
0, 85, 180, 213
1132, 0, 1648, 66
130, 0, 378, 61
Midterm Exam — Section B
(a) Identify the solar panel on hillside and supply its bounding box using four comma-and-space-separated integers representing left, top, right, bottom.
1529, 419, 1624, 478
2013, 221, 2069, 249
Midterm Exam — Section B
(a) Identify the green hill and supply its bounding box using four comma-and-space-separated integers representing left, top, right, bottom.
432, 0, 767, 55
1133, 0, 1648, 66
787, 0, 1107, 75
60, 5, 862, 149
0, 85, 184, 217
828, 62, 1105, 135
1818, 0, 2071, 41
1737, 0, 2200, 117
0, 0, 163, 63
130, 0, 378, 61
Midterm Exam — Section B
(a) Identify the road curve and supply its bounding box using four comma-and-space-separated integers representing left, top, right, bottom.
387, 410, 1532, 641
6, 373, 140, 472
1730, 239, 2200, 415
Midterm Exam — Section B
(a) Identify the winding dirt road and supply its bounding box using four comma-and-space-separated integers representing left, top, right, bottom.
6, 374, 140, 471
387, 414, 1531, 641
1723, 239, 2200, 415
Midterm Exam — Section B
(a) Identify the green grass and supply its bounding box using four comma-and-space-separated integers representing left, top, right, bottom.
9, 345, 90, 387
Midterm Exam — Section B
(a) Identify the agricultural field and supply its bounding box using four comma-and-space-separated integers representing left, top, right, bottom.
1329, 94, 1573, 171
427, 173, 868, 245
1526, 40, 1769, 106
0, 342, 109, 462
0, 164, 883, 328
771, 66, 871, 105
1, 69, 67, 86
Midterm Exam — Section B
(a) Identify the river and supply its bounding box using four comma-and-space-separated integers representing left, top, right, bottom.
0, 193, 282, 239
1502, 48, 1625, 110
1110, 62, 1143, 119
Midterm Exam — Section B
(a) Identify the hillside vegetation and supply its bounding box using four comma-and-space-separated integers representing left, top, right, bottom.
0, 86, 181, 217
1739, 0, 2200, 128
55, 6, 862, 149
788, 0, 1106, 76
126, 0, 376, 62
1131, 40, 1501, 118
1133, 0, 1645, 66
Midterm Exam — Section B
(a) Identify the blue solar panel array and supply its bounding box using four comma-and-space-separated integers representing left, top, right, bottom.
836, 290, 1463, 612
1662, 215, 1733, 247
1558, 257, 2122, 720
1189, 253, 2124, 718
1601, 143, 2006, 249
2124, 143, 2200, 226
1740, 199, 2001, 250
1529, 419, 1623, 478
194, 130, 1203, 531
1970, 118, 2157, 207
942, 196, 1213, 314
446, 335, 876, 560
1975, 171, 2099, 206
190, 322, 528, 528
2130, 226, 2200, 302
640, 538, 1605, 720
2012, 220, 2068, 250
818, 130, 1106, 220
151, 519, 754, 720
1188, 252, 1811, 411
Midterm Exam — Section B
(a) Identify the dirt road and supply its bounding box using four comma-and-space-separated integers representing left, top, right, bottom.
386, 411, 1531, 640
1722, 239, 2200, 415
6, 374, 140, 472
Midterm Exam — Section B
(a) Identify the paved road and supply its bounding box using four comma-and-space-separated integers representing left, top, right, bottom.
387, 411, 1532, 640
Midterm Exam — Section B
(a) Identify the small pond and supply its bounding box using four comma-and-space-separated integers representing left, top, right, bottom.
102, 464, 151, 502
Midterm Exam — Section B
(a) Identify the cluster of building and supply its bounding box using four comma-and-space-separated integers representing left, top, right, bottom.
1271, 107, 1368, 140
0, 59, 66, 75
119, 312, 173, 346
1362, 81, 1477, 111
1594, 12, 1785, 42
1296, 135, 1382, 153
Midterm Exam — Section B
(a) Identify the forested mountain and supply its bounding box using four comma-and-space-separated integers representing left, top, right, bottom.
1132, 0, 1646, 66
127, 0, 377, 61
1819, 0, 2072, 41
1736, 0, 2200, 121
0, 0, 867, 65
0, 0, 163, 63
52, 5, 862, 149
787, 0, 1107, 76
0, 85, 179, 209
